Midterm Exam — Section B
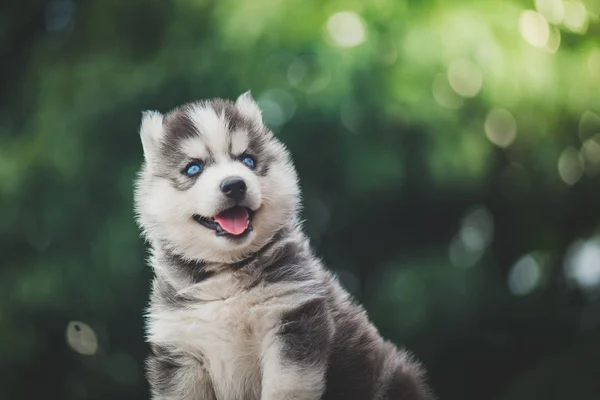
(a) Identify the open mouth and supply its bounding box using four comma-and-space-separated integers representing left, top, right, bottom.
193, 206, 254, 238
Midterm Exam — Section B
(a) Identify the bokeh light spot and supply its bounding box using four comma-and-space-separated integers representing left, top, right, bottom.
66, 321, 98, 356
508, 254, 542, 296
582, 135, 600, 176
257, 99, 284, 130
461, 206, 494, 248
44, 0, 73, 32
326, 11, 367, 48
449, 234, 483, 268
558, 146, 585, 185
587, 49, 600, 78
447, 59, 483, 98
432, 73, 464, 109
582, 135, 600, 163
563, 1, 588, 33
565, 237, 600, 299
257, 89, 296, 131
578, 110, 600, 141
484, 108, 517, 148
535, 0, 565, 24
544, 25, 561, 54
287, 57, 331, 93
449, 206, 494, 268
260, 89, 296, 121
519, 10, 550, 48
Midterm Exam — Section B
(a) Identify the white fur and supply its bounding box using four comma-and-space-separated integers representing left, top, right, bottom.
137, 94, 336, 399
230, 129, 249, 155
179, 137, 211, 161
140, 111, 164, 168
148, 267, 321, 400
260, 337, 326, 400
158, 358, 216, 400
187, 104, 229, 157
235, 91, 263, 123
135, 106, 300, 264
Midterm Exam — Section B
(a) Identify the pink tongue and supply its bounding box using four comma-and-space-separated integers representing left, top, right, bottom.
214, 207, 249, 235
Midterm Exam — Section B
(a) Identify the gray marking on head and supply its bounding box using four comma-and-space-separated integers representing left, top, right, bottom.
162, 107, 201, 151
211, 99, 275, 177
153, 99, 276, 189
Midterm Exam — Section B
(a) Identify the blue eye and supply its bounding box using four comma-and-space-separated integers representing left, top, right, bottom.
241, 155, 256, 169
184, 162, 203, 176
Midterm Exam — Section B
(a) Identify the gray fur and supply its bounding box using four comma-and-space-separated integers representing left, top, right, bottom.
134, 93, 435, 400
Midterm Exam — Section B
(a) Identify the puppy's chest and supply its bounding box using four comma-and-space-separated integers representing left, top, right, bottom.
179, 297, 266, 352
151, 291, 276, 398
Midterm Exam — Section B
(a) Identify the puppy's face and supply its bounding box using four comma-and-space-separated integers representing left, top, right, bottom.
134, 93, 299, 263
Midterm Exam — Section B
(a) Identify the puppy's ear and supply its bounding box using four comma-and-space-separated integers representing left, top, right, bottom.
139, 110, 164, 164
235, 91, 262, 123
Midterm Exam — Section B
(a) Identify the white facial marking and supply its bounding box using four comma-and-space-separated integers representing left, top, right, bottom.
230, 129, 249, 155
188, 104, 228, 156
179, 137, 210, 161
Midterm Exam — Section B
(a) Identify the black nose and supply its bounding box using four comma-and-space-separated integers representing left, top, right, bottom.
220, 176, 247, 201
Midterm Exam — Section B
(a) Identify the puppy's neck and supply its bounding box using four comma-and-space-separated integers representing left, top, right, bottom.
151, 221, 303, 291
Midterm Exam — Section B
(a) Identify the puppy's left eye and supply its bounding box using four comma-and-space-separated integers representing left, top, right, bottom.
240, 155, 256, 169
184, 162, 203, 176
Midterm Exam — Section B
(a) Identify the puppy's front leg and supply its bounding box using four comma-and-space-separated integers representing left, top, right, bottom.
147, 344, 216, 400
260, 299, 333, 400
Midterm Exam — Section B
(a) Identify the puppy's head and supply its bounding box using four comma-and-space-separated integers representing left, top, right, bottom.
134, 92, 300, 263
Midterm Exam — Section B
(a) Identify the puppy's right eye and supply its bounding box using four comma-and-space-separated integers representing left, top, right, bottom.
240, 154, 256, 170
183, 162, 203, 176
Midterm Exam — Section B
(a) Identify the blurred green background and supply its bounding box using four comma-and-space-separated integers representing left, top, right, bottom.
2, 0, 600, 399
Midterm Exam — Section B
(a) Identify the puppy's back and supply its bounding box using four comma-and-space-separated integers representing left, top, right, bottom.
321, 276, 434, 400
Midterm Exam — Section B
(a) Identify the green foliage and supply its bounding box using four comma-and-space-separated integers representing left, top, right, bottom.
2, 0, 600, 399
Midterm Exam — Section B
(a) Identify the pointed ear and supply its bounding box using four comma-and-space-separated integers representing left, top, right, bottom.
235, 91, 262, 122
139, 110, 164, 162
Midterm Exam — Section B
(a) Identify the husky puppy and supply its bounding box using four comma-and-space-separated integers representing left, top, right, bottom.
134, 92, 434, 400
